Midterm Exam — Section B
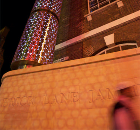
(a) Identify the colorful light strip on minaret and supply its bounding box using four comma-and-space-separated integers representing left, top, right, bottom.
11, 0, 63, 70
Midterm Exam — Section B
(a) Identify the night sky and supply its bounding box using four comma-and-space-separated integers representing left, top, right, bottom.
0, 0, 35, 82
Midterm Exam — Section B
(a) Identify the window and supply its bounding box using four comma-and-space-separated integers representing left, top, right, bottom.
88, 0, 116, 13
121, 45, 137, 51
106, 46, 120, 54
95, 43, 138, 55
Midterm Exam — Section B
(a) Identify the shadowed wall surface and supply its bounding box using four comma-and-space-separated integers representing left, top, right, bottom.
0, 48, 140, 129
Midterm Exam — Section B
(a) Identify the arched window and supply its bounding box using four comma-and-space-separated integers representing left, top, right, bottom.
95, 43, 138, 55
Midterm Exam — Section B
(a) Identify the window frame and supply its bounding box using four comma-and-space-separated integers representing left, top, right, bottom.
96, 43, 138, 55
87, 0, 118, 14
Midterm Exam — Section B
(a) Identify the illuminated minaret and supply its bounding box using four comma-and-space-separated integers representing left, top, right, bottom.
11, 0, 63, 70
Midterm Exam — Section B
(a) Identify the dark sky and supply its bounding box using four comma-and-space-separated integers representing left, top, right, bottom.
0, 0, 35, 82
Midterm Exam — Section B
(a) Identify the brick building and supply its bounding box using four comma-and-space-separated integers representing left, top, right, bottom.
54, 0, 140, 62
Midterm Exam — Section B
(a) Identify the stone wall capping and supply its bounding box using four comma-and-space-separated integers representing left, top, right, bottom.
2, 47, 140, 83
123, 48, 137, 55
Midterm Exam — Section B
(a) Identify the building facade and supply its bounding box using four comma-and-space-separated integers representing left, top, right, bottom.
54, 0, 140, 62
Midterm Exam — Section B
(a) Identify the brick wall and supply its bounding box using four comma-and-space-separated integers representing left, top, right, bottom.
83, 19, 140, 57
85, 0, 140, 32
56, 0, 87, 44
54, 19, 140, 59
54, 0, 140, 61
54, 42, 83, 61
0, 48, 140, 129
56, 0, 140, 45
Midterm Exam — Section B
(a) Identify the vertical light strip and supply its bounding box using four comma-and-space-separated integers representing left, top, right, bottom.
11, 0, 63, 70
38, 14, 52, 63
